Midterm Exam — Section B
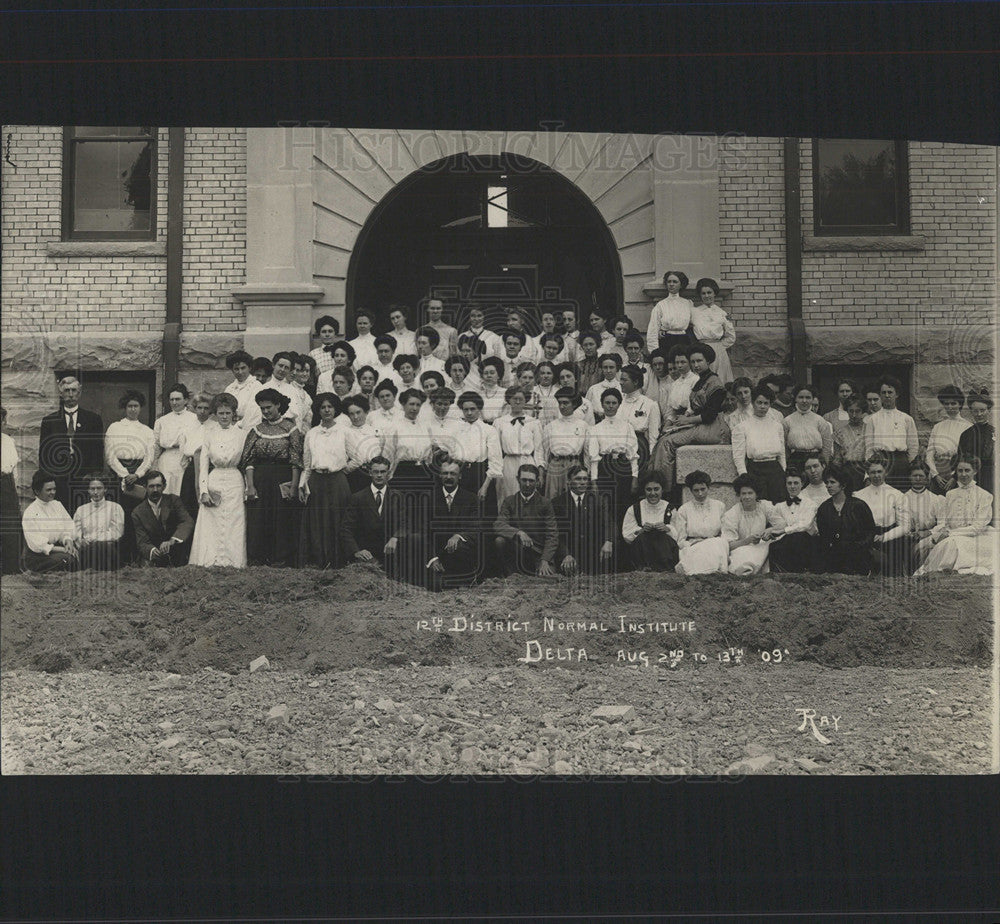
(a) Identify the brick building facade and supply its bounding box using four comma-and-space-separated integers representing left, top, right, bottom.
1, 126, 996, 500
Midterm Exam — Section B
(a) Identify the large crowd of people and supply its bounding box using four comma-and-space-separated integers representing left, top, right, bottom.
1, 278, 995, 586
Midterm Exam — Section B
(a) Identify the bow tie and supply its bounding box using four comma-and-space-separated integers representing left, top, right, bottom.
323, 344, 337, 354
512, 417, 524, 425
787, 497, 801, 505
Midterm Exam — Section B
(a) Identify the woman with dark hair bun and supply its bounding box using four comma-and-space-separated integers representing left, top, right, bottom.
691, 277, 735, 384
316, 342, 357, 394
673, 470, 728, 574
543, 387, 589, 499
153, 383, 200, 496
621, 470, 679, 571
298, 392, 351, 569
239, 387, 304, 566
958, 390, 995, 496
926, 384, 972, 479
813, 462, 877, 574
105, 389, 156, 563
721, 474, 782, 575
189, 392, 248, 568
646, 270, 693, 355
310, 314, 341, 375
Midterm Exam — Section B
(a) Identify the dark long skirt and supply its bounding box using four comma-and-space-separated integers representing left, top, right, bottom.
768, 532, 815, 573
1, 471, 23, 574
246, 461, 300, 567
299, 470, 351, 569
111, 459, 144, 565
79, 540, 121, 572
658, 332, 693, 355
597, 453, 634, 569
813, 541, 872, 576
746, 459, 787, 503
462, 458, 497, 520
880, 450, 912, 492
873, 533, 913, 578
180, 460, 200, 521
630, 531, 679, 572
635, 431, 650, 478
23, 548, 77, 573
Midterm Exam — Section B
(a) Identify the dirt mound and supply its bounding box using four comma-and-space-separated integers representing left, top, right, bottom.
0, 567, 992, 674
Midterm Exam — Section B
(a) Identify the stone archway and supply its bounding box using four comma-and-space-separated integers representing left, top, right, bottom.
344, 152, 624, 334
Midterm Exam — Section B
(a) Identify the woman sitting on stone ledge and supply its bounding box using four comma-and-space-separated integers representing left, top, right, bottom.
648, 342, 731, 499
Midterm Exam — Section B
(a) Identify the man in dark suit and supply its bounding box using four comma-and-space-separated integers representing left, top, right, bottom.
38, 376, 105, 514
551, 465, 615, 576
131, 470, 194, 566
341, 456, 391, 566
422, 457, 480, 591
493, 463, 558, 577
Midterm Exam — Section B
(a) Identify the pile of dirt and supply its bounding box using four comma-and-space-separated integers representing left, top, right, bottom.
1, 567, 992, 674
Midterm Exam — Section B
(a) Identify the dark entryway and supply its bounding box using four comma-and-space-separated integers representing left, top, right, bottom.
346, 154, 623, 338
812, 363, 912, 415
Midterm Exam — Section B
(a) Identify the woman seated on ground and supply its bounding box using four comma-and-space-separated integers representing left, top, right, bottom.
672, 470, 729, 575
73, 475, 124, 571
21, 469, 78, 572
189, 393, 248, 569
621, 470, 679, 572
768, 469, 819, 573
721, 474, 782, 576
813, 462, 877, 575
913, 455, 996, 576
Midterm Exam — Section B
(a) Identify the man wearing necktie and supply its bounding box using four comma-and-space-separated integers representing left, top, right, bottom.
551, 465, 614, 576
423, 457, 480, 590
493, 464, 558, 576
131, 470, 194, 566
341, 456, 392, 566
38, 376, 105, 513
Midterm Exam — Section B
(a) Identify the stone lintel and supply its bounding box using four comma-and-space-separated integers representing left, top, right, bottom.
47, 242, 167, 258
232, 284, 325, 305
802, 235, 926, 252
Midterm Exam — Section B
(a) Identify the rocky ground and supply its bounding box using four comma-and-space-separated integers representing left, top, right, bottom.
1, 567, 995, 774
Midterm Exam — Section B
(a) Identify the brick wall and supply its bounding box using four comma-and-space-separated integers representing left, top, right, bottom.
182, 127, 247, 333
717, 136, 787, 330
800, 140, 997, 327
0, 126, 169, 335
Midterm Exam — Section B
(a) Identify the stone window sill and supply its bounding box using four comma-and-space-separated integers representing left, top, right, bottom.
642, 283, 733, 302
802, 234, 926, 252
47, 241, 166, 258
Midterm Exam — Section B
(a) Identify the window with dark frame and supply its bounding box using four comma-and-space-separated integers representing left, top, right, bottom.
62, 127, 157, 240
813, 139, 910, 236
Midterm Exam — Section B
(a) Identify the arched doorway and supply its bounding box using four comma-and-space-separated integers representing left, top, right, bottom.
345, 153, 624, 337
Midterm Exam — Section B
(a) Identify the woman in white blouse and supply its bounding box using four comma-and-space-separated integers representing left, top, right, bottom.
494, 386, 546, 505
621, 471, 679, 571
691, 278, 736, 384
587, 388, 639, 538
721, 474, 782, 575
585, 354, 623, 416
556, 365, 596, 426
913, 456, 997, 575
153, 384, 201, 496
309, 315, 342, 376
348, 310, 379, 371
73, 475, 125, 571
477, 358, 507, 424
926, 385, 972, 477
105, 389, 156, 564
298, 392, 352, 569
646, 270, 694, 355
445, 355, 479, 397
543, 388, 590, 499
179, 393, 213, 520
1, 405, 22, 574
673, 470, 729, 575
189, 393, 248, 568
341, 395, 382, 493
533, 361, 560, 428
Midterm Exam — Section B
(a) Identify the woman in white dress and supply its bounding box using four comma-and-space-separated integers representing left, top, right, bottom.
673, 469, 729, 575
721, 473, 782, 575
913, 456, 997, 575
691, 278, 736, 384
925, 385, 972, 477
153, 384, 201, 496
189, 393, 248, 568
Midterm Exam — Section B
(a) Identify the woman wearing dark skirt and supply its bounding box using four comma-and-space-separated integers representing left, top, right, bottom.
104, 390, 156, 565
179, 393, 213, 521
621, 471, 679, 571
1, 406, 24, 574
813, 462, 877, 575
299, 393, 351, 569
240, 388, 304, 567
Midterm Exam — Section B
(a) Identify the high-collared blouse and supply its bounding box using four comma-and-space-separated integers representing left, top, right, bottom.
586, 416, 639, 478
73, 499, 125, 544
105, 418, 155, 476
239, 419, 304, 470
303, 423, 349, 474
225, 377, 264, 430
